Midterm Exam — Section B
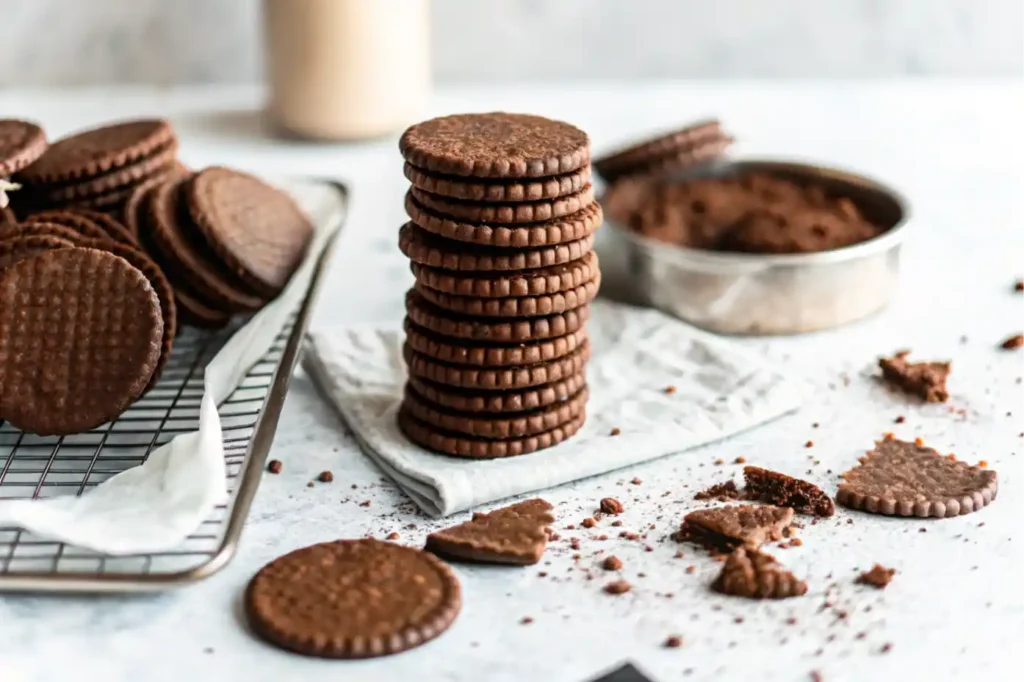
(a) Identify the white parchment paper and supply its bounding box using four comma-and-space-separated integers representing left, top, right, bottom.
0, 177, 346, 554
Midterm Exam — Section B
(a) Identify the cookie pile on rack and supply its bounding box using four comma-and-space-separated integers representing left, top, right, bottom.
396, 112, 601, 458
0, 117, 313, 436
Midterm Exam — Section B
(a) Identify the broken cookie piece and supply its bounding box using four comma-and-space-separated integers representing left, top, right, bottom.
743, 466, 835, 517
712, 547, 807, 599
694, 479, 742, 501
878, 350, 950, 402
856, 564, 896, 589
837, 437, 998, 517
425, 498, 555, 565
678, 504, 793, 551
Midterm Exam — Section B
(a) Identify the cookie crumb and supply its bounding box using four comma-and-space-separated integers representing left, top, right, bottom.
385, 532, 400, 540
714, 458, 725, 465
880, 643, 893, 654
609, 427, 621, 436
894, 415, 905, 424
520, 617, 533, 625
810, 672, 823, 682
604, 579, 632, 595
359, 500, 371, 507
856, 564, 895, 588
805, 440, 814, 448
602, 555, 623, 571
694, 480, 742, 501
306, 481, 315, 488
664, 385, 677, 395
785, 617, 798, 625
735, 456, 747, 464
1014, 279, 1024, 292
317, 470, 334, 483
664, 635, 683, 648
600, 497, 624, 514
685, 565, 696, 574
630, 477, 642, 485
267, 460, 282, 474
1001, 334, 1024, 350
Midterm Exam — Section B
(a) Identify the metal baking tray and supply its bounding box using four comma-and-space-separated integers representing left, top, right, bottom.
0, 180, 345, 594
602, 160, 909, 335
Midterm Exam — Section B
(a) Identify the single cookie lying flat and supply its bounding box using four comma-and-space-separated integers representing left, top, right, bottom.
399, 407, 585, 458
678, 504, 794, 551
712, 547, 807, 600
0, 119, 47, 176
743, 466, 835, 517
400, 112, 590, 178
409, 185, 594, 225
425, 498, 555, 565
878, 350, 950, 402
246, 539, 461, 659
406, 373, 587, 414
404, 162, 590, 203
836, 437, 998, 517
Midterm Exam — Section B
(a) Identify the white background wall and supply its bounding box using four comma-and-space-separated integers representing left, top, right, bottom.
0, 0, 1020, 86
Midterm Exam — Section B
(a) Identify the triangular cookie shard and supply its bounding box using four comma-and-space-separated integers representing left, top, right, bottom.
678, 504, 793, 551
879, 350, 950, 402
712, 547, 808, 599
837, 437, 998, 517
425, 498, 555, 565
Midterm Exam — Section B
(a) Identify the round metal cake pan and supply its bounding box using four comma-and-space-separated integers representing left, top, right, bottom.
602, 159, 910, 335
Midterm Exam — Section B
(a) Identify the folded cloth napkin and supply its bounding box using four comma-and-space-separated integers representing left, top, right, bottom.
303, 300, 807, 517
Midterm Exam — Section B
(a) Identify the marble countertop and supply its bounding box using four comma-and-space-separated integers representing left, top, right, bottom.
0, 81, 1021, 682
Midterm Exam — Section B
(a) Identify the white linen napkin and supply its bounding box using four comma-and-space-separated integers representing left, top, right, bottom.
303, 300, 807, 516
0, 177, 347, 554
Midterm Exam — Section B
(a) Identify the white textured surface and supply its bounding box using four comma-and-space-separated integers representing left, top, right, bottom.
0, 0, 1020, 84
0, 82, 1022, 681
303, 301, 805, 515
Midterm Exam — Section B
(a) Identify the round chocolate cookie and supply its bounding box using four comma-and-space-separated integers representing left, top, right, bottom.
402, 383, 588, 439
407, 372, 588, 414
404, 162, 590, 203
593, 119, 731, 181
174, 287, 232, 330
398, 407, 586, 458
409, 185, 594, 225
0, 233, 74, 271
399, 223, 595, 272
145, 176, 265, 314
406, 288, 591, 342
411, 252, 599, 298
0, 119, 47, 176
414, 271, 600, 318
0, 220, 85, 244
399, 112, 590, 178
0, 247, 163, 435
404, 319, 588, 367
246, 539, 461, 659
404, 340, 591, 390
15, 119, 175, 184
405, 191, 601, 248
186, 166, 313, 298
31, 142, 178, 205
28, 209, 136, 246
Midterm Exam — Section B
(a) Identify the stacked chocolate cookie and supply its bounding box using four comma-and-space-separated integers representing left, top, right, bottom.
12, 119, 182, 217
1, 117, 314, 435
396, 113, 601, 458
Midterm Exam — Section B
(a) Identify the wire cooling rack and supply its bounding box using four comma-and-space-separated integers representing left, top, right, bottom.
0, 182, 344, 593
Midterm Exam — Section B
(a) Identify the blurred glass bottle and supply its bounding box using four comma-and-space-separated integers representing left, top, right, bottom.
264, 0, 431, 140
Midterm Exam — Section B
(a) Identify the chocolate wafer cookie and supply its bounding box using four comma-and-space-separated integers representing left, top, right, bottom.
406, 372, 587, 414
15, 119, 176, 185
400, 112, 590, 178
405, 191, 601, 247
145, 176, 265, 314
409, 185, 594, 225
425, 498, 555, 565
0, 119, 47, 176
836, 436, 998, 517
414, 270, 599, 318
175, 287, 232, 329
404, 320, 587, 367
0, 247, 163, 435
403, 384, 587, 439
398, 407, 586, 458
404, 162, 589, 203
406, 289, 591, 342
399, 223, 594, 272
186, 167, 313, 298
0, 220, 84, 244
31, 142, 178, 205
0, 233, 74, 270
403, 340, 590, 390
594, 119, 733, 182
411, 252, 599, 298
246, 539, 461, 659
28, 209, 136, 246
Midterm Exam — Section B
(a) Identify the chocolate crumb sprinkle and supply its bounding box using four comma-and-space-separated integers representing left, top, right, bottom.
664, 635, 683, 648
600, 497, 624, 514
604, 579, 632, 595
267, 460, 282, 474
1001, 334, 1024, 350
602, 556, 623, 571
609, 427, 622, 436
316, 470, 334, 483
